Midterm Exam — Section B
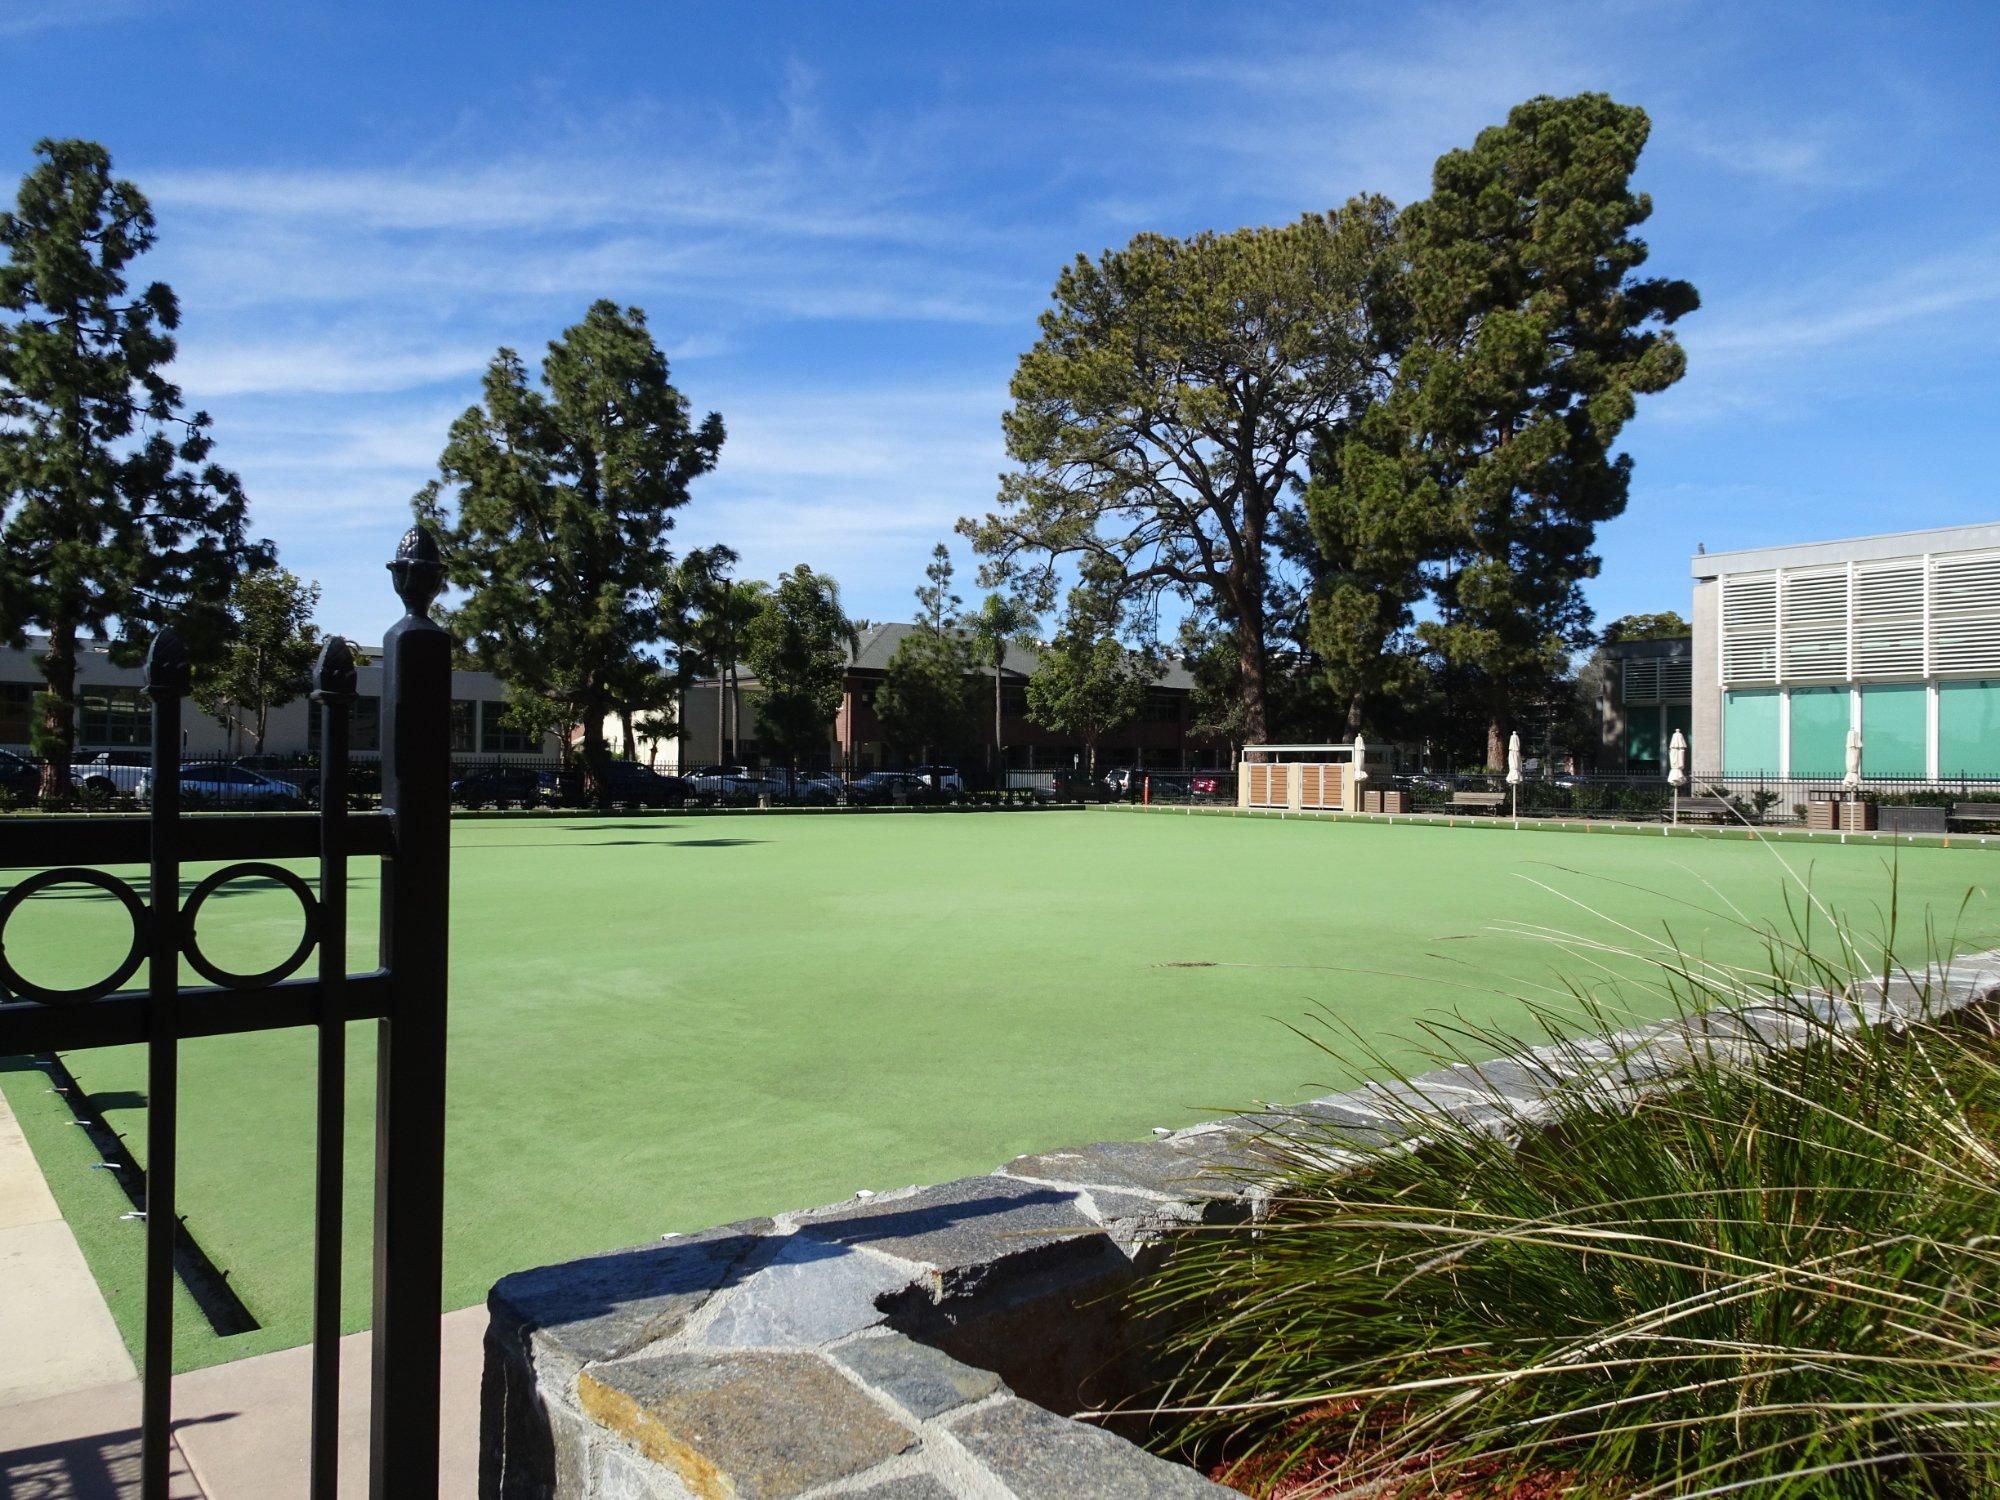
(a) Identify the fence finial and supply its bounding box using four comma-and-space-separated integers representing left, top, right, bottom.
389, 525, 446, 621
312, 637, 358, 701
144, 627, 191, 698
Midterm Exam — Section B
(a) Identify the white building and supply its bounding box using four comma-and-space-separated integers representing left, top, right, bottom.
0, 636, 559, 760
1691, 522, 2000, 781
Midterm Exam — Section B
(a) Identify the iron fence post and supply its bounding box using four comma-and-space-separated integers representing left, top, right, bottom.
371, 527, 452, 1497
310, 638, 357, 1500
141, 629, 189, 1500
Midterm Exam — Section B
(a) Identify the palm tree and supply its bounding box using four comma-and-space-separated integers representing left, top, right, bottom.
969, 593, 1037, 780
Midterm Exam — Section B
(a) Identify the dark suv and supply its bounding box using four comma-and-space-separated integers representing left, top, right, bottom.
536, 762, 687, 808
450, 765, 542, 808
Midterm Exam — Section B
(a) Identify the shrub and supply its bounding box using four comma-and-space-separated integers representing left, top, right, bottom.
1136, 890, 2000, 1497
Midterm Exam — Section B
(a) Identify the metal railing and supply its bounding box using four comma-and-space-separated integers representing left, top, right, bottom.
0, 526, 453, 1499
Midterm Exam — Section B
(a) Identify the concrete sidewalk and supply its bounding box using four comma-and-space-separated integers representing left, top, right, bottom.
0, 1306, 486, 1499
0, 1080, 138, 1409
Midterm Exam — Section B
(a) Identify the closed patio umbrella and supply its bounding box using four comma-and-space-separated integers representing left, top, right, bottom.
1668, 728, 1687, 826
1844, 727, 1864, 790
1506, 730, 1522, 820
1351, 733, 1367, 809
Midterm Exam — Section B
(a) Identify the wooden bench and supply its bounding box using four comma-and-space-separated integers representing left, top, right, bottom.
1951, 802, 2000, 829
1451, 791, 1507, 812
1677, 796, 1734, 823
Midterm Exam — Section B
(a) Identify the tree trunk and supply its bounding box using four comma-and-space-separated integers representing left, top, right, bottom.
992, 663, 1004, 779
1231, 601, 1268, 745
1486, 708, 1509, 774
1345, 691, 1365, 738
36, 620, 78, 800
621, 710, 637, 761
716, 674, 726, 766
581, 693, 611, 807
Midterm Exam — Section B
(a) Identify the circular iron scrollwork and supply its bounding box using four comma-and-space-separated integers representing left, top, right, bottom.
181, 862, 320, 991
0, 868, 148, 1004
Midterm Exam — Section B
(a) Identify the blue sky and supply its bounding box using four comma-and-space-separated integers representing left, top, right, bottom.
6, 1, 1997, 640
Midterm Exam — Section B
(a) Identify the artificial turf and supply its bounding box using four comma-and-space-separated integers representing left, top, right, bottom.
1, 806, 1994, 1370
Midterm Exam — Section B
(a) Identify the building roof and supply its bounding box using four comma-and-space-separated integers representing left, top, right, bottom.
1691, 521, 2000, 579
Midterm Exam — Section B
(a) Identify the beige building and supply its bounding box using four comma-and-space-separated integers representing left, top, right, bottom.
0, 635, 559, 761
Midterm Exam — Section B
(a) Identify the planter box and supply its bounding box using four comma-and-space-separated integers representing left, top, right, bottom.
1806, 798, 1876, 831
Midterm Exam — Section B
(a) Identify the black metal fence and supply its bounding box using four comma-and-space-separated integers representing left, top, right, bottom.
0, 526, 453, 1500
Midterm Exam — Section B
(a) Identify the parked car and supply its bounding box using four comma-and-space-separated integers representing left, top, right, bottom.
450, 765, 542, 808
0, 748, 40, 799
846, 771, 928, 805
70, 751, 148, 797
1046, 767, 1109, 802
773, 770, 845, 805
138, 762, 308, 809
684, 770, 767, 805
535, 761, 687, 808
1102, 767, 1140, 798
1188, 770, 1226, 799
910, 765, 965, 795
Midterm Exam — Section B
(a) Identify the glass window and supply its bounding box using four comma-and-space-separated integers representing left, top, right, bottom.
1940, 680, 2000, 778
450, 699, 476, 753
1722, 689, 1780, 777
306, 693, 381, 753
1859, 684, 1926, 777
0, 682, 34, 743
1626, 711, 1662, 771
1663, 702, 1693, 749
1787, 686, 1849, 778
480, 700, 534, 754
79, 686, 149, 746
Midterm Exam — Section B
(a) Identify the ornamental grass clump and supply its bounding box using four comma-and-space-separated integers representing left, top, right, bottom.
1137, 886, 2000, 1497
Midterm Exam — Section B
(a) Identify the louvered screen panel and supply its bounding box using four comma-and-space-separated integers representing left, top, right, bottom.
1931, 552, 2000, 675
1298, 764, 1324, 806
1780, 568, 1849, 681
1853, 560, 1925, 678
1720, 574, 1777, 684
1658, 659, 1692, 699
1622, 658, 1660, 704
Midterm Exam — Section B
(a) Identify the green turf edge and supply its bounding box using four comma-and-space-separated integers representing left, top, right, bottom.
0, 1055, 208, 1367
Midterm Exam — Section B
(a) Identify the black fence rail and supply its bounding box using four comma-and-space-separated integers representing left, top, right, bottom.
1378, 772, 2000, 828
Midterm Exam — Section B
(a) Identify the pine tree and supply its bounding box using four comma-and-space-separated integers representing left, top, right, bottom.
0, 139, 266, 796
1392, 95, 1698, 766
746, 565, 857, 767
876, 544, 977, 763
960, 205, 1392, 744
417, 301, 723, 800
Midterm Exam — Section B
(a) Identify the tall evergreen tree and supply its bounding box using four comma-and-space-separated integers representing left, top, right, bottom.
416, 300, 723, 800
875, 544, 976, 763
0, 138, 265, 795
746, 564, 857, 767
1387, 94, 1697, 766
960, 204, 1393, 744
193, 566, 321, 753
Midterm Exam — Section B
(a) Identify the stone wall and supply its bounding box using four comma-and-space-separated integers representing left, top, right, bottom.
482, 948, 2000, 1498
